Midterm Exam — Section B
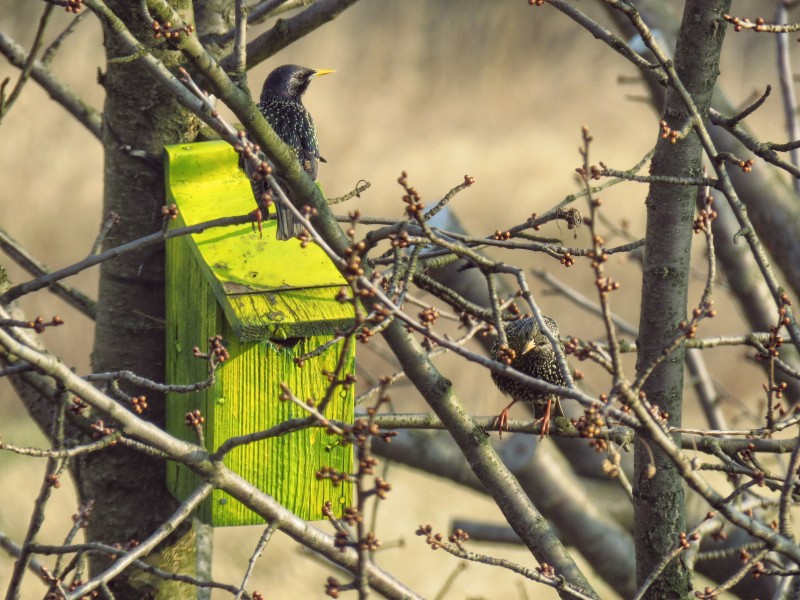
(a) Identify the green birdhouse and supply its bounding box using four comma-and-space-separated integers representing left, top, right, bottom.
163, 140, 354, 525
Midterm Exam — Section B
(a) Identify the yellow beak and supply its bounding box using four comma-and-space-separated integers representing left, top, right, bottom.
522, 339, 537, 355
314, 69, 336, 77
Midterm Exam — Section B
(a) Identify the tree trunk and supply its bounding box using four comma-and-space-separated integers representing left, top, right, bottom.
79, 1, 201, 597
634, 1, 731, 598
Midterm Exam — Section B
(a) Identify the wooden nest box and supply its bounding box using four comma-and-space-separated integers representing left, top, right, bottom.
164, 141, 354, 525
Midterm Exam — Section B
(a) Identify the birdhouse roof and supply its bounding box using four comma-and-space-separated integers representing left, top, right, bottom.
164, 141, 353, 341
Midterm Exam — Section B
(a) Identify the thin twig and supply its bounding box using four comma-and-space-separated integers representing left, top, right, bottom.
233, 0, 247, 77
723, 12, 800, 33
31, 538, 245, 596
42, 10, 89, 64
0, 531, 50, 585
218, 0, 363, 71
0, 227, 97, 318
423, 176, 474, 221
4, 392, 66, 599
0, 434, 122, 459
579, 128, 625, 388
0, 4, 54, 120
416, 526, 597, 600
200, 0, 307, 46
234, 523, 276, 600
778, 429, 800, 537
775, 1, 800, 192
328, 180, 371, 205
0, 30, 102, 138
0, 214, 249, 305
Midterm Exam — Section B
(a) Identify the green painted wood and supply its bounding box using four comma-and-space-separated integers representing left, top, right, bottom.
164, 141, 353, 525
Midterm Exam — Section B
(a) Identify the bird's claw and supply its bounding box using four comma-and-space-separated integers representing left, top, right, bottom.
495, 398, 553, 440
249, 208, 264, 237
494, 408, 511, 439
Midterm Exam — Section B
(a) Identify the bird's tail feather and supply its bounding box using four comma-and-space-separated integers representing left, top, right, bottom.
275, 202, 304, 240
242, 154, 303, 240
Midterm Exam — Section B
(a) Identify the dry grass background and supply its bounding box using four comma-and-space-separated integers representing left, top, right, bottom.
0, 0, 792, 597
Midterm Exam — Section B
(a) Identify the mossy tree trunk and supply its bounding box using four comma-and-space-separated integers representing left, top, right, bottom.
633, 1, 731, 598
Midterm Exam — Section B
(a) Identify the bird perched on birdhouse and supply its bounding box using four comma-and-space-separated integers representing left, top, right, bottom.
241, 64, 334, 240
490, 316, 566, 438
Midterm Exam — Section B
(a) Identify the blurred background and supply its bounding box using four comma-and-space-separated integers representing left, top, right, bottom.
0, 0, 792, 597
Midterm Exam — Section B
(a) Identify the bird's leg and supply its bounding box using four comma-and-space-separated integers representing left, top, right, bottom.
248, 208, 264, 236
539, 396, 554, 440
494, 399, 518, 439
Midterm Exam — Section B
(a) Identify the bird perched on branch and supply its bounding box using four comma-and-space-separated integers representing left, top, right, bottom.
241, 64, 334, 240
490, 316, 566, 438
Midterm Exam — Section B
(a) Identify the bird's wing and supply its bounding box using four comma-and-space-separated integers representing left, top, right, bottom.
296, 106, 320, 181
239, 151, 271, 215
301, 147, 319, 181
261, 101, 320, 180
299, 127, 319, 181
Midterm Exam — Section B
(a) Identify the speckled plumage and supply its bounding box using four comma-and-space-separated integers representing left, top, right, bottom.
244, 65, 329, 240
491, 316, 566, 424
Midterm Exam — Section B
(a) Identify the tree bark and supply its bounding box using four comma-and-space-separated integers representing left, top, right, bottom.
80, 1, 200, 597
634, 1, 731, 598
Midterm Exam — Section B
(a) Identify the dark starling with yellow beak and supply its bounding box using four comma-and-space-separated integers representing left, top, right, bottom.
490, 316, 566, 438
243, 64, 334, 240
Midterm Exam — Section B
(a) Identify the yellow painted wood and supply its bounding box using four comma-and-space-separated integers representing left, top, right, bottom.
164, 141, 354, 524
164, 140, 352, 341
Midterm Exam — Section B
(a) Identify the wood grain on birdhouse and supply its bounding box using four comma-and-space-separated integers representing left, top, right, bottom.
164, 141, 354, 525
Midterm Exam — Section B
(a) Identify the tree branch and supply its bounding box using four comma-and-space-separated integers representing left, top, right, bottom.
0, 29, 102, 139
219, 0, 363, 71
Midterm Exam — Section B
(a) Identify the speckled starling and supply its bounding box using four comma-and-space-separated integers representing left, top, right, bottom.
243, 64, 333, 240
490, 316, 566, 437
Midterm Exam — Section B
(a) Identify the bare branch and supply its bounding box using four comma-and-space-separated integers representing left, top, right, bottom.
219, 0, 364, 71
0, 214, 249, 305
68, 483, 214, 599
0, 30, 101, 139
0, 4, 55, 120
0, 228, 97, 319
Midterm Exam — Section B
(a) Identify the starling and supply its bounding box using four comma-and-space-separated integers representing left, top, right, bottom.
490, 316, 566, 437
242, 64, 334, 240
